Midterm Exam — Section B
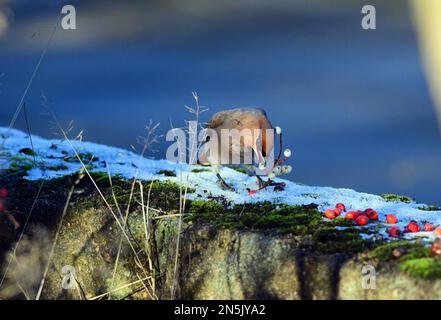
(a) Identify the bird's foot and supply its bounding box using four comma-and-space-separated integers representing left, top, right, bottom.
257, 177, 286, 191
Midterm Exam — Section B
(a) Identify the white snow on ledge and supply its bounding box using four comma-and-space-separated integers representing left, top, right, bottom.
1, 127, 440, 240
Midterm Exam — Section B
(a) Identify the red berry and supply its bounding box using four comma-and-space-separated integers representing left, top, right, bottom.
425, 223, 435, 232
345, 211, 358, 220
0, 201, 5, 213
386, 214, 398, 224
364, 208, 374, 214
248, 190, 257, 195
366, 210, 378, 221
0, 188, 8, 198
388, 226, 401, 237
335, 203, 346, 212
356, 215, 369, 226
434, 228, 441, 236
407, 221, 421, 233
334, 208, 342, 217
325, 209, 336, 220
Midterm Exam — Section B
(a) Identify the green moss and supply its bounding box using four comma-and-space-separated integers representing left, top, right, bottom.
10, 160, 35, 171
19, 147, 37, 156
313, 238, 368, 254
189, 200, 225, 215
325, 218, 355, 228
9, 155, 28, 162
64, 152, 98, 163
301, 192, 319, 199
191, 168, 210, 173
75, 176, 187, 212
89, 171, 114, 182
186, 202, 367, 253
367, 241, 430, 262
311, 227, 368, 253
400, 258, 441, 279
157, 169, 176, 177
418, 205, 441, 211
8, 152, 39, 172
45, 165, 69, 171
381, 193, 413, 203
365, 240, 441, 279
149, 180, 193, 193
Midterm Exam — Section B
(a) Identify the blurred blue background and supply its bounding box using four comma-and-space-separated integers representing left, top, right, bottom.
0, 0, 440, 205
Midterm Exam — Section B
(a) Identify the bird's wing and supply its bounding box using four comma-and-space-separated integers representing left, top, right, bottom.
206, 113, 225, 129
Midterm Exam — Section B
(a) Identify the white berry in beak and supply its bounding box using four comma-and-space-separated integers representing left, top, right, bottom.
258, 162, 266, 170
275, 126, 282, 135
284, 148, 292, 158
282, 165, 292, 174
272, 165, 282, 175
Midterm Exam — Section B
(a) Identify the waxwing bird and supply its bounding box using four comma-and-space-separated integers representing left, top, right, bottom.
199, 107, 275, 191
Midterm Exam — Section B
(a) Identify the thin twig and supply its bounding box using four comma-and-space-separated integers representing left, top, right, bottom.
88, 276, 152, 300
22, 103, 36, 163
1, 13, 61, 148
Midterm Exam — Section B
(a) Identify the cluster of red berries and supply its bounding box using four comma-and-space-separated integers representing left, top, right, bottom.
324, 202, 441, 238
324, 203, 379, 226
387, 221, 441, 238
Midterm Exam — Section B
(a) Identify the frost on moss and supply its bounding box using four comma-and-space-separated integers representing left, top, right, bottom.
418, 205, 441, 211
157, 169, 176, 177
191, 168, 210, 173
381, 193, 413, 203
19, 147, 37, 156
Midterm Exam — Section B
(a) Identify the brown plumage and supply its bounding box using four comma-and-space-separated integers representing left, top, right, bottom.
199, 108, 274, 191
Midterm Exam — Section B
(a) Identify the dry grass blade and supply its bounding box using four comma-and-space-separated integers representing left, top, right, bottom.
171, 92, 207, 299
35, 170, 85, 300
108, 121, 161, 299
41, 104, 152, 291
108, 177, 137, 299
88, 276, 152, 300
136, 180, 157, 299
0, 180, 45, 290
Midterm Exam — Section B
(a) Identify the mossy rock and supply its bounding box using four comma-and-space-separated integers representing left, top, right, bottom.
2, 171, 441, 300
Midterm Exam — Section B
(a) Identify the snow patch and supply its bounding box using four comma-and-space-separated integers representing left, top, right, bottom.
1, 127, 440, 240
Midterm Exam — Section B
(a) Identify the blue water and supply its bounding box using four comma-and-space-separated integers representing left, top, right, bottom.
1, 3, 440, 205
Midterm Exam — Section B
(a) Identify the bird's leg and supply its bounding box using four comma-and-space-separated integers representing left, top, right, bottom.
211, 164, 234, 191
256, 175, 266, 189
216, 173, 235, 191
